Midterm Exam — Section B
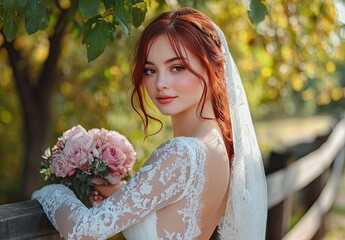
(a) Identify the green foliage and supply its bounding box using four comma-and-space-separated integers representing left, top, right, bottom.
25, 0, 49, 34
85, 19, 111, 61
0, 0, 267, 62
209, 0, 345, 118
248, 0, 267, 25
79, 0, 101, 18
0, 0, 148, 62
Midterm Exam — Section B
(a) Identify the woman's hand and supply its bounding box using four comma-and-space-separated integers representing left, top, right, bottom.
90, 181, 127, 205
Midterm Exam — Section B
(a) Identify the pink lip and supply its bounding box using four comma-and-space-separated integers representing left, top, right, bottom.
156, 95, 176, 104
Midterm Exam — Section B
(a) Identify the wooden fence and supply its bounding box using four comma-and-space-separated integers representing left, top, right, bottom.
266, 117, 345, 240
0, 117, 344, 240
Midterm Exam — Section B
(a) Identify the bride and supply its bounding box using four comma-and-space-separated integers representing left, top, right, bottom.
32, 7, 267, 240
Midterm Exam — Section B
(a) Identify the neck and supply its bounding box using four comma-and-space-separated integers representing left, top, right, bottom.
171, 101, 217, 137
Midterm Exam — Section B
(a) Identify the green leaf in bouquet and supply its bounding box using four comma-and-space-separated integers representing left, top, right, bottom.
98, 168, 109, 177
87, 156, 94, 165
97, 163, 107, 172
77, 171, 88, 182
95, 161, 110, 176
122, 172, 132, 182
71, 175, 92, 200
71, 176, 84, 199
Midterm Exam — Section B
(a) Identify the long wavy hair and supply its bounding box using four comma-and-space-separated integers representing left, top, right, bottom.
131, 7, 234, 160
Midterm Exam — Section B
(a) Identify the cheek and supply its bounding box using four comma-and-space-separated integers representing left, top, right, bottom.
143, 78, 156, 98
174, 74, 204, 93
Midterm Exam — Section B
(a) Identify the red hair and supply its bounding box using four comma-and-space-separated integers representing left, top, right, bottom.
131, 7, 234, 160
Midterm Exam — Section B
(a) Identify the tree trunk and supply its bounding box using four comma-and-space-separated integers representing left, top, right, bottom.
22, 92, 50, 199
2, 7, 70, 200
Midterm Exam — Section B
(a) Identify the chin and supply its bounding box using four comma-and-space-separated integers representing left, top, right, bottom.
158, 110, 174, 116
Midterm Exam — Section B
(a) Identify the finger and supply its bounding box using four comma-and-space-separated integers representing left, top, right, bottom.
91, 190, 99, 196
113, 181, 127, 192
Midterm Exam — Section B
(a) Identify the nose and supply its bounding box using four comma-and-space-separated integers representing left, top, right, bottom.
156, 72, 170, 90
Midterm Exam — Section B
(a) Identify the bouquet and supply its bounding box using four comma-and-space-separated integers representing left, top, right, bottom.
39, 125, 136, 200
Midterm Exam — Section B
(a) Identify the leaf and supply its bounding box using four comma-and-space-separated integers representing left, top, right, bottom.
3, 12, 18, 42
80, 173, 87, 181
25, 0, 49, 34
115, 0, 131, 36
78, 0, 100, 18
2, 0, 27, 41
82, 16, 98, 44
132, 2, 147, 28
3, 0, 26, 11
97, 164, 107, 172
103, 0, 115, 9
248, 0, 267, 25
85, 19, 110, 62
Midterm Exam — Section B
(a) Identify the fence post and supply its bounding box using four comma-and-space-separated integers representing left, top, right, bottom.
266, 151, 293, 240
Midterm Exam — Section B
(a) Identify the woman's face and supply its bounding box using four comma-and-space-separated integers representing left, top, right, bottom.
143, 34, 207, 117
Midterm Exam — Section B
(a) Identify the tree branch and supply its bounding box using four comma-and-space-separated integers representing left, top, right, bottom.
1, 34, 33, 105
35, 6, 76, 101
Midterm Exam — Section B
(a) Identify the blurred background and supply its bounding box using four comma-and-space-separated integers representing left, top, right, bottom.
0, 0, 344, 239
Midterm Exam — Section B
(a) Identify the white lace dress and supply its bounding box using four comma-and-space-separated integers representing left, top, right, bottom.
32, 137, 210, 240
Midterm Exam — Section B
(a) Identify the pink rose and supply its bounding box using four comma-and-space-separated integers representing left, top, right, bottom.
88, 128, 103, 147
63, 143, 92, 169
50, 153, 75, 177
62, 125, 94, 150
60, 125, 94, 169
105, 130, 136, 168
88, 128, 136, 185
56, 139, 64, 149
100, 144, 126, 171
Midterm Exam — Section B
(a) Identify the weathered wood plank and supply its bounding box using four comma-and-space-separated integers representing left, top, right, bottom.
0, 200, 60, 239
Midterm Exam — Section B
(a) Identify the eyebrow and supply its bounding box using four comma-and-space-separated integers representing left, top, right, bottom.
145, 57, 187, 65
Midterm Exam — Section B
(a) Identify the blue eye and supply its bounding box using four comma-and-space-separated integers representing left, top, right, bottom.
144, 68, 156, 75
172, 66, 185, 72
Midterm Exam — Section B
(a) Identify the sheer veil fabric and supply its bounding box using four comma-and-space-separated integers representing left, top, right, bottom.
214, 23, 268, 239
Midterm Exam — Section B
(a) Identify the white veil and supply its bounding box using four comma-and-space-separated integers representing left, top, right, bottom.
214, 24, 268, 239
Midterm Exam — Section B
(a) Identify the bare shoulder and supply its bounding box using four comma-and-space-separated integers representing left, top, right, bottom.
200, 130, 229, 168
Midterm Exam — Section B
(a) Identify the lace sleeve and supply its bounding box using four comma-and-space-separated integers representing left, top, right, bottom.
32, 137, 205, 240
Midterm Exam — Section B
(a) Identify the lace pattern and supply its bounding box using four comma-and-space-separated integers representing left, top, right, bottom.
33, 137, 206, 240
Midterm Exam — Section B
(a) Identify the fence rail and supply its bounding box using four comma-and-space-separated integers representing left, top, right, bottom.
266, 118, 345, 240
1, 117, 344, 240
267, 119, 345, 209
